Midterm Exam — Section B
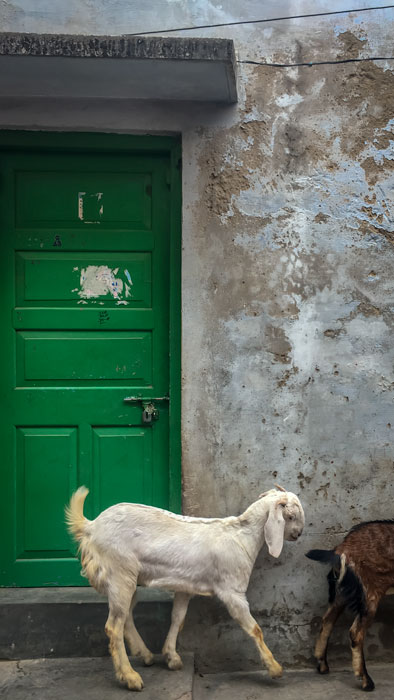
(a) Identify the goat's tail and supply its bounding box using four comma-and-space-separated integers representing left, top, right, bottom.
65, 486, 91, 542
306, 548, 341, 567
306, 548, 366, 616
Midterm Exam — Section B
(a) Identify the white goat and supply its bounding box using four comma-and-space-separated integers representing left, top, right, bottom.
66, 485, 305, 691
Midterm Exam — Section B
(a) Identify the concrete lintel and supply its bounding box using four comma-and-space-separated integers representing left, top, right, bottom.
0, 33, 238, 103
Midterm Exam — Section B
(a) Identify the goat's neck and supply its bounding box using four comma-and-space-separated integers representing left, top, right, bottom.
236, 499, 271, 563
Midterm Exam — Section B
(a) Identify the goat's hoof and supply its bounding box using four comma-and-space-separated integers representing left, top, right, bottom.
143, 652, 155, 666
362, 676, 375, 692
125, 672, 144, 691
317, 661, 329, 675
166, 654, 183, 671
269, 661, 283, 679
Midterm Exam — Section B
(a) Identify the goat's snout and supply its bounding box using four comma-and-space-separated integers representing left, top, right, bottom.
285, 515, 304, 541
285, 526, 302, 542
291, 531, 302, 541
288, 520, 303, 540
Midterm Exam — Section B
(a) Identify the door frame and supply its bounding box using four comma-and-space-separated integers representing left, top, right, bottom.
0, 129, 182, 514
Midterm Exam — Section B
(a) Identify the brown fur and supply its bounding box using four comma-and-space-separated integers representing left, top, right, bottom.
337, 522, 394, 599
309, 521, 394, 692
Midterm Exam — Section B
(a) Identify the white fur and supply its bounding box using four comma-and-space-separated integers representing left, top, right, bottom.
66, 486, 304, 691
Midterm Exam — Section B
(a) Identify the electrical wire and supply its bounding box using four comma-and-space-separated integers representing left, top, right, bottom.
238, 56, 394, 67
128, 5, 394, 36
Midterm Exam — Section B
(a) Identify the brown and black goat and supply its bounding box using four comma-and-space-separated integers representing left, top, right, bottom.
306, 521, 394, 692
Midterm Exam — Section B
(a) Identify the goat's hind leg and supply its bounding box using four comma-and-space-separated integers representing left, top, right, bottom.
314, 596, 346, 674
124, 591, 154, 667
349, 611, 376, 692
162, 593, 191, 670
218, 590, 282, 679
105, 582, 144, 691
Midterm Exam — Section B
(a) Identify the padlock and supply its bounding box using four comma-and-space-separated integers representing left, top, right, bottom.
142, 402, 160, 424
142, 405, 153, 424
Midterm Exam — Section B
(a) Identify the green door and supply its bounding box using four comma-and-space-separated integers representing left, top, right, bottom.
0, 132, 181, 586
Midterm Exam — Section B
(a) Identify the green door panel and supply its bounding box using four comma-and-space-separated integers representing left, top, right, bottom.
16, 168, 152, 228
0, 133, 181, 587
17, 331, 152, 383
17, 428, 78, 556
16, 252, 151, 306
92, 427, 153, 512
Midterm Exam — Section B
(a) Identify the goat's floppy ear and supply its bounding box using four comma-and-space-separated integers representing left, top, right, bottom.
264, 497, 287, 558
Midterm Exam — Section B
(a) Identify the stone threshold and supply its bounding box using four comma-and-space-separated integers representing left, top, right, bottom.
0, 585, 173, 604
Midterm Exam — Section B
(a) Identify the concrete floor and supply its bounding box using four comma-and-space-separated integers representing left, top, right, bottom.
0, 655, 194, 700
2, 656, 394, 699
194, 665, 394, 700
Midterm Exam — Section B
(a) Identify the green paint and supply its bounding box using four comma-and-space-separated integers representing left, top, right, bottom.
0, 132, 181, 586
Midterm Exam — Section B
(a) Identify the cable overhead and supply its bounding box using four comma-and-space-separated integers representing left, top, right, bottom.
128, 5, 394, 36
239, 56, 394, 68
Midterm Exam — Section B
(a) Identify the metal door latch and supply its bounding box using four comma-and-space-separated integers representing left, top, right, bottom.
123, 395, 168, 425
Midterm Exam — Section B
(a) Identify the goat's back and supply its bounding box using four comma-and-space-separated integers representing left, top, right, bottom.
336, 521, 394, 598
337, 521, 394, 567
90, 502, 239, 561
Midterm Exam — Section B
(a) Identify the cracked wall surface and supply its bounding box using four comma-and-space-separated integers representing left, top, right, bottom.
1, 0, 394, 673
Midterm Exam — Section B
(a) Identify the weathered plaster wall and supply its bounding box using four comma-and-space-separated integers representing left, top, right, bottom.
1, 0, 394, 673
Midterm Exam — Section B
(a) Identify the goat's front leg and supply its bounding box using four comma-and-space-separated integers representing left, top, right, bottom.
349, 610, 376, 692
106, 584, 144, 691
162, 592, 191, 670
124, 591, 154, 667
218, 590, 282, 678
314, 597, 346, 674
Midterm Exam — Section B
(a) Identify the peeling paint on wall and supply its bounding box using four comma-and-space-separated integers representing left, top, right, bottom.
179, 16, 394, 672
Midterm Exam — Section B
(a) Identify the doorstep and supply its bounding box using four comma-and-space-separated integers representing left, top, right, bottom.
0, 587, 173, 660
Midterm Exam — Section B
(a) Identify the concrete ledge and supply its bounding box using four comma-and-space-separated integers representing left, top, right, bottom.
0, 586, 173, 604
0, 33, 235, 61
0, 33, 237, 102
0, 587, 173, 660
